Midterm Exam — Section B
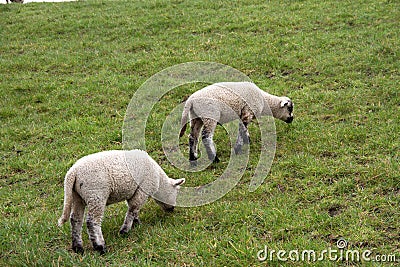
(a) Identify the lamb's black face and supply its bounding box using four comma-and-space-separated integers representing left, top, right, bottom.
285, 103, 294, 123
164, 206, 175, 212
154, 199, 175, 212
285, 116, 294, 123
281, 99, 294, 123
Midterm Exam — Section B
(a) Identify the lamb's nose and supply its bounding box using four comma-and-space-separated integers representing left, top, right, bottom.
165, 206, 175, 212
286, 117, 293, 123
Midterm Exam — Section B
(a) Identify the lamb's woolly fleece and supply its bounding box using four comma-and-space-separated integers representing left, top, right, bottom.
180, 82, 292, 136
58, 150, 180, 226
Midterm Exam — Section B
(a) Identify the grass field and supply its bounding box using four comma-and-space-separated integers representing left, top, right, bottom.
1, 0, 399, 266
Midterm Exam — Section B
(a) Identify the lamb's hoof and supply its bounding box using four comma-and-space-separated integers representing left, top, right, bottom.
190, 160, 198, 167
119, 228, 129, 236
212, 156, 220, 163
165, 206, 175, 213
72, 245, 84, 255
94, 244, 106, 255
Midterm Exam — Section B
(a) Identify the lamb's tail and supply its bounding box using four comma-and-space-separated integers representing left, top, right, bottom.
57, 169, 77, 227
179, 101, 192, 138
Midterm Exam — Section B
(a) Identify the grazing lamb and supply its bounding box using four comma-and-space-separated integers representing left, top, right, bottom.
58, 150, 185, 254
179, 82, 294, 165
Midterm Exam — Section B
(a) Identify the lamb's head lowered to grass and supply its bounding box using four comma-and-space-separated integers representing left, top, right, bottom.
274, 96, 294, 123
179, 82, 294, 165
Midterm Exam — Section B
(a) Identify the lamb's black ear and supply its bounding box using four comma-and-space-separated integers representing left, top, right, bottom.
174, 178, 185, 186
280, 100, 289, 107
280, 98, 292, 108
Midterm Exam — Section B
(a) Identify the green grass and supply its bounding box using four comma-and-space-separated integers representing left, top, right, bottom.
1, 0, 399, 266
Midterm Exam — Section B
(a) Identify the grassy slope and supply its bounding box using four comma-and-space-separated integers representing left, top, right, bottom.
1, 0, 399, 266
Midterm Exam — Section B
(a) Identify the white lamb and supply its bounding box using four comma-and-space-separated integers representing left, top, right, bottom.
179, 82, 294, 165
58, 149, 185, 254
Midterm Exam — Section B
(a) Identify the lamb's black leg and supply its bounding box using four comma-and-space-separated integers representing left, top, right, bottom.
86, 202, 106, 255
189, 135, 198, 166
120, 190, 148, 235
189, 118, 203, 167
70, 191, 85, 254
235, 121, 250, 154
200, 118, 219, 163
242, 123, 250, 145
